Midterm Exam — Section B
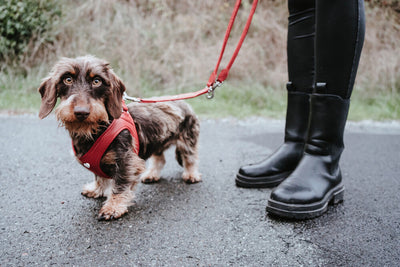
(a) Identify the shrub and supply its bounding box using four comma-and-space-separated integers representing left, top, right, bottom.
0, 0, 61, 64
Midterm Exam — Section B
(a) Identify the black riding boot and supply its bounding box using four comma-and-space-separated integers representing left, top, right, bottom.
236, 84, 310, 188
266, 93, 349, 219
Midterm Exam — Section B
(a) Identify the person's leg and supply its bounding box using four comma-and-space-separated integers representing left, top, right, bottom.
287, 0, 315, 92
235, 0, 315, 188
315, 0, 365, 98
267, 0, 365, 219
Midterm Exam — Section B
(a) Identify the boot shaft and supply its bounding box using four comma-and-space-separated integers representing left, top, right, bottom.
306, 94, 350, 159
284, 83, 311, 143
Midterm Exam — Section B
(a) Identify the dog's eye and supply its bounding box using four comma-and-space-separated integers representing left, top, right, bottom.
92, 78, 102, 87
63, 76, 73, 85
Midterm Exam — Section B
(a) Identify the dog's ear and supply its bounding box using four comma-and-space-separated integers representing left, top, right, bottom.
107, 71, 126, 119
38, 77, 57, 119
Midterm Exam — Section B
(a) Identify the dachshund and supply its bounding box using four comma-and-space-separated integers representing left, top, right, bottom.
38, 56, 201, 220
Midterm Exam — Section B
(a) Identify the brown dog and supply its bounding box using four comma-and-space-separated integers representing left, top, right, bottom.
38, 56, 201, 220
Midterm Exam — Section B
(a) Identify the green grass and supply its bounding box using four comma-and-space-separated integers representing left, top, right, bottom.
1, 72, 399, 121
349, 89, 400, 121
185, 82, 287, 119
0, 72, 42, 114
1, 1, 399, 121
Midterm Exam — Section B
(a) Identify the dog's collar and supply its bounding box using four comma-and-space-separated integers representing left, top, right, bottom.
74, 101, 139, 178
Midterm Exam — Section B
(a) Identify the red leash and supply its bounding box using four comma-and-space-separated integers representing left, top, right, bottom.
125, 0, 258, 103
76, 1, 259, 178
207, 0, 258, 88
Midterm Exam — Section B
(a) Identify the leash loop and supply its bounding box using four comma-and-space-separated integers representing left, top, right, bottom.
124, 0, 258, 103
208, 0, 258, 90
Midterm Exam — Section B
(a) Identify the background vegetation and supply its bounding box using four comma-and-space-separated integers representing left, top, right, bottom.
1, 0, 399, 120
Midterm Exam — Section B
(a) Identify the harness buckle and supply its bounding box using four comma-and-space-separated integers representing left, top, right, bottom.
206, 81, 222, 99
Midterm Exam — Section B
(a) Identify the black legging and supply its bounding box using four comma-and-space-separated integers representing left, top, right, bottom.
287, 0, 365, 99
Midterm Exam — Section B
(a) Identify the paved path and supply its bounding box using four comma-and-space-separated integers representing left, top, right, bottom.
1, 115, 399, 266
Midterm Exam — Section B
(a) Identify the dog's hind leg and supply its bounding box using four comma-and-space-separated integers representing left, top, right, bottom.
176, 139, 201, 184
176, 114, 201, 183
140, 153, 166, 183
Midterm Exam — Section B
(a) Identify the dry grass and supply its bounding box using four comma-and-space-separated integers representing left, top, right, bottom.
36, 0, 289, 95
1, 0, 400, 119
358, 4, 400, 94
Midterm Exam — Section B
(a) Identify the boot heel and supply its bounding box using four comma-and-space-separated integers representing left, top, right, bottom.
331, 188, 344, 205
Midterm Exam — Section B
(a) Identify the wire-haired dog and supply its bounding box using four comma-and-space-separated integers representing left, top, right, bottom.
38, 55, 201, 220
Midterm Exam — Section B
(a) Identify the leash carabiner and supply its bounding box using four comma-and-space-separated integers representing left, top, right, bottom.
123, 0, 257, 104
123, 92, 141, 103
206, 81, 222, 99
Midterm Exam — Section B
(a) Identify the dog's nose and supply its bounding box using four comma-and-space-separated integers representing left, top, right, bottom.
74, 106, 90, 121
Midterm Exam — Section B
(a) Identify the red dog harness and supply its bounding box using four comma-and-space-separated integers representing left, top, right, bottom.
74, 102, 139, 178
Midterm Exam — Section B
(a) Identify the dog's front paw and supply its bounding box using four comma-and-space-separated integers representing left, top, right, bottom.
82, 181, 104, 198
97, 191, 133, 220
182, 171, 202, 184
98, 204, 128, 221
98, 195, 130, 220
141, 174, 160, 183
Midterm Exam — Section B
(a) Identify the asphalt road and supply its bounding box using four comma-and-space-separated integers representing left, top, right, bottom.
1, 114, 399, 266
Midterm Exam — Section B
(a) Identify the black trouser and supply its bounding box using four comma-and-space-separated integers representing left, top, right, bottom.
264, 0, 366, 219
287, 0, 365, 98
235, 0, 366, 190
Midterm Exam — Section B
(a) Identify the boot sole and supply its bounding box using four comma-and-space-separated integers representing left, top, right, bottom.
235, 171, 291, 188
266, 184, 344, 220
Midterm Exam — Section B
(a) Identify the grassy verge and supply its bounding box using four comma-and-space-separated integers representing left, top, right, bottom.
0, 72, 43, 114
185, 83, 287, 119
349, 90, 400, 121
1, 1, 399, 121
1, 70, 399, 121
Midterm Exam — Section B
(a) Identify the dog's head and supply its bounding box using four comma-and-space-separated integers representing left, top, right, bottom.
38, 56, 126, 136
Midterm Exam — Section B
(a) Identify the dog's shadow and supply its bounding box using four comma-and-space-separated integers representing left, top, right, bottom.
138, 173, 202, 203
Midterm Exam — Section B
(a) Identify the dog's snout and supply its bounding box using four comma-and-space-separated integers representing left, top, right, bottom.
74, 106, 90, 121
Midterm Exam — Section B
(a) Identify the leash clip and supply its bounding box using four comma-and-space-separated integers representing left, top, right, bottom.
123, 92, 141, 103
207, 81, 222, 99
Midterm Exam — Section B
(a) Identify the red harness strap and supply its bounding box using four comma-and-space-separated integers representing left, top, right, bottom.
75, 102, 139, 178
